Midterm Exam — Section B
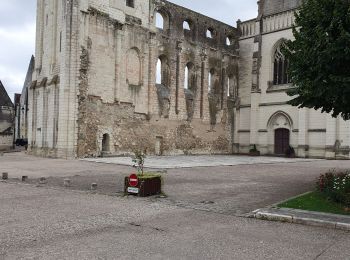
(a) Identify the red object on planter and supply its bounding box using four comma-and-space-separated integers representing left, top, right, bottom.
129, 174, 138, 187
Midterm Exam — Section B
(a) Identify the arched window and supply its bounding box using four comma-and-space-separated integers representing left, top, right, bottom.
226, 37, 231, 46
156, 12, 164, 29
156, 55, 170, 86
183, 21, 191, 30
184, 63, 195, 90
206, 29, 213, 38
273, 42, 290, 85
155, 9, 170, 32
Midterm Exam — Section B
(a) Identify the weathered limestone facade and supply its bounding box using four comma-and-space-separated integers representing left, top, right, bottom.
28, 0, 239, 158
28, 0, 350, 159
0, 81, 14, 151
237, 0, 350, 159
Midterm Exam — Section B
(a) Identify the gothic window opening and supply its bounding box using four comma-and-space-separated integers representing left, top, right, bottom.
156, 59, 162, 84
273, 43, 290, 85
184, 66, 189, 90
156, 12, 164, 29
184, 63, 195, 91
156, 56, 170, 86
126, 0, 134, 8
183, 21, 191, 30
206, 28, 214, 38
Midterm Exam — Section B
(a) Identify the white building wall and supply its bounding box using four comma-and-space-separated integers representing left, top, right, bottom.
238, 4, 350, 159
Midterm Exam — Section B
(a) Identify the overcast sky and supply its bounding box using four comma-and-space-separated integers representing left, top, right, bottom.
0, 0, 257, 101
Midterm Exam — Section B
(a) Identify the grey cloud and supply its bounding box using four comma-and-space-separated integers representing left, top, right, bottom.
0, 0, 36, 28
0, 0, 257, 100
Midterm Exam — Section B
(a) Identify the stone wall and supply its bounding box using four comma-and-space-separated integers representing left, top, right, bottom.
28, 0, 239, 158
73, 0, 239, 157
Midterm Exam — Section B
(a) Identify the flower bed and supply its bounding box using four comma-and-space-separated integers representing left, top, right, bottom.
317, 171, 350, 207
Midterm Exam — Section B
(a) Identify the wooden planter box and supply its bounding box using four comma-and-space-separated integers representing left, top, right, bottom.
124, 175, 162, 197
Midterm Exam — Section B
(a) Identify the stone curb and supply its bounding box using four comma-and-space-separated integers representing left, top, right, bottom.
253, 209, 350, 231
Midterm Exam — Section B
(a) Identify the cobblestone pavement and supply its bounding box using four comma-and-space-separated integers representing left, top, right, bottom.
83, 154, 321, 168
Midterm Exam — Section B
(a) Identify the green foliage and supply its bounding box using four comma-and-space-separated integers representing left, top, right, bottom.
284, 0, 350, 120
137, 173, 161, 180
317, 170, 350, 206
278, 191, 350, 215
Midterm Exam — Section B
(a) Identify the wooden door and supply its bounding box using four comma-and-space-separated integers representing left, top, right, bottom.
274, 128, 290, 155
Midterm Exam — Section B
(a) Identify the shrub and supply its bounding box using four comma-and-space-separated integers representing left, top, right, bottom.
317, 170, 350, 207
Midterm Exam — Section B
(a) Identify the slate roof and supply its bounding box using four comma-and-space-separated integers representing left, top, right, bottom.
0, 80, 14, 107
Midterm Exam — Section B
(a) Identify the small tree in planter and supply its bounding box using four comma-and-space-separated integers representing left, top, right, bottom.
125, 151, 162, 197
132, 150, 145, 175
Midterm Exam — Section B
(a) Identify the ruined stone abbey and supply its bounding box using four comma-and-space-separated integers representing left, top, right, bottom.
25, 0, 350, 159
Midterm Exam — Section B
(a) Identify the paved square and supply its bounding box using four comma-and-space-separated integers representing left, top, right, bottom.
83, 155, 320, 169
1, 153, 350, 259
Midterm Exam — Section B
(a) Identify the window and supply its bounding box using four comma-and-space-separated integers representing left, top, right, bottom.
206, 28, 215, 39
183, 21, 190, 30
155, 12, 164, 29
126, 0, 134, 8
206, 29, 213, 38
156, 59, 162, 84
184, 66, 189, 89
156, 55, 170, 86
273, 42, 290, 85
184, 63, 195, 90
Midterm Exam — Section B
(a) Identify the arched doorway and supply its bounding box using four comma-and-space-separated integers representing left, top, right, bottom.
102, 134, 110, 152
274, 128, 290, 155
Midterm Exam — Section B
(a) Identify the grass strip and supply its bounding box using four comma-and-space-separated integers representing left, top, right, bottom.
278, 191, 350, 216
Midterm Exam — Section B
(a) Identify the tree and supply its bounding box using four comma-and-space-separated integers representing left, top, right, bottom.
284, 0, 350, 120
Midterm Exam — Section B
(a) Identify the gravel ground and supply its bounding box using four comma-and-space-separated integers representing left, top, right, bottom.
0, 182, 349, 260
1, 153, 350, 259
